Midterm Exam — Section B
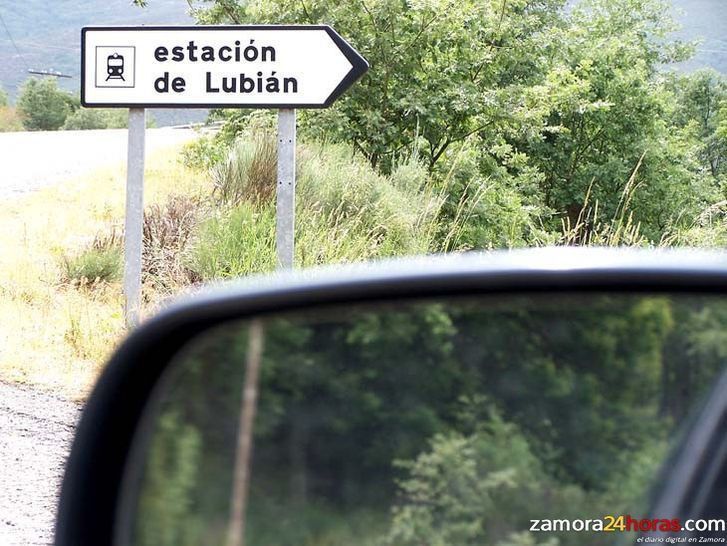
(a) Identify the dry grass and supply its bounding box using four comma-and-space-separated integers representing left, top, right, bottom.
0, 106, 24, 132
555, 153, 649, 247
0, 143, 206, 400
143, 194, 202, 292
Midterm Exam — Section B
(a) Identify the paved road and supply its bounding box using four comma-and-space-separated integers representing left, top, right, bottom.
0, 382, 82, 546
0, 127, 198, 198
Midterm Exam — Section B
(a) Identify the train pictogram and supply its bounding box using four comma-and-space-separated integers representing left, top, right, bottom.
106, 53, 125, 81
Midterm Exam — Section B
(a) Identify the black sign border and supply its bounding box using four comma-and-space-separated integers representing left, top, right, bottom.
81, 25, 369, 109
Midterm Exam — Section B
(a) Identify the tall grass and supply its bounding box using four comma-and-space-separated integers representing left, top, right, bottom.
295, 144, 442, 265
552, 153, 649, 247
192, 205, 277, 279
211, 133, 277, 206
667, 200, 727, 247
191, 140, 448, 279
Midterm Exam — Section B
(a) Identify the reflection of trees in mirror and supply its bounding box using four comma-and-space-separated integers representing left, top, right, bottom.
128, 295, 727, 546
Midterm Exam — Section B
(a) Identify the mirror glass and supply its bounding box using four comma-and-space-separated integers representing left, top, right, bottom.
119, 294, 727, 546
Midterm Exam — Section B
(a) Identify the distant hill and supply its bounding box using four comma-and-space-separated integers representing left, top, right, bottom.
0, 0, 724, 126
671, 0, 727, 74
0, 0, 205, 126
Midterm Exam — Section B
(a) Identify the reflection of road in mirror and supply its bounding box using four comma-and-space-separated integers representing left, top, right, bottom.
119, 294, 727, 546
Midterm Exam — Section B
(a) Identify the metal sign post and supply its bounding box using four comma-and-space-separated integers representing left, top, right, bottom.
124, 108, 146, 328
276, 109, 296, 269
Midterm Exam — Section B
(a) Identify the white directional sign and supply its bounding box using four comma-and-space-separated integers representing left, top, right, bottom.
81, 26, 368, 108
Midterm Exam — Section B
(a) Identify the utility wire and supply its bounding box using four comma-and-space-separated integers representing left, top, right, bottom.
0, 6, 30, 72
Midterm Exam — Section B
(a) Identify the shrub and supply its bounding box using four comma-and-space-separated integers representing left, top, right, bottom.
63, 108, 128, 130
104, 109, 128, 128
61, 195, 202, 292
190, 140, 444, 279
62, 247, 122, 286
668, 201, 727, 247
387, 407, 559, 546
143, 195, 201, 290
62, 229, 122, 286
211, 133, 277, 206
386, 408, 591, 546
181, 134, 229, 172
191, 204, 277, 279
295, 144, 443, 263
432, 141, 548, 251
62, 108, 108, 130
17, 78, 73, 131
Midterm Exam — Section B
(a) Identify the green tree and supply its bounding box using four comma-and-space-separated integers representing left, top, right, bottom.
62, 108, 128, 130
17, 78, 73, 131
667, 69, 727, 181
62, 108, 108, 130
135, 411, 203, 546
186, 0, 717, 247
191, 0, 565, 172
387, 405, 575, 546
516, 0, 702, 236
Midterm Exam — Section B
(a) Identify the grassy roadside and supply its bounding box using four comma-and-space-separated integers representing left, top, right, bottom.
0, 132, 681, 402
0, 143, 207, 400
0, 133, 452, 401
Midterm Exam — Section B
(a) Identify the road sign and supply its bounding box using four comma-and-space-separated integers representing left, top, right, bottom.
81, 25, 369, 108
83, 25, 368, 328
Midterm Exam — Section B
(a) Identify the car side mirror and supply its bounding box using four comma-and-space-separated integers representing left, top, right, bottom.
55, 250, 727, 546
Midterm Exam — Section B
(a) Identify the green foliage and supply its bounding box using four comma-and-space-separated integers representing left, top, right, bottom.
190, 140, 446, 279
0, 86, 7, 107
191, 204, 277, 279
246, 500, 386, 546
62, 246, 122, 285
389, 413, 662, 546
666, 69, 727, 183
17, 78, 73, 131
135, 411, 202, 546
62, 108, 106, 130
191, 0, 727, 246
516, 0, 698, 237
196, 0, 565, 172
62, 107, 127, 130
670, 201, 727, 247
434, 141, 549, 250
388, 402, 583, 546
16, 80, 126, 131
181, 134, 229, 172
61, 228, 123, 286
132, 295, 727, 545
295, 144, 443, 263
211, 133, 277, 206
